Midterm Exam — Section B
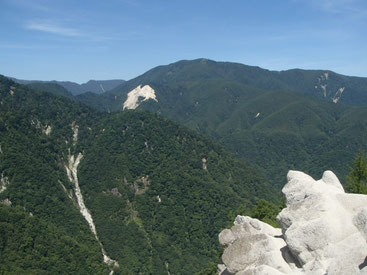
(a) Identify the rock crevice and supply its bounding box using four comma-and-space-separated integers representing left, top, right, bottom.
219, 170, 367, 275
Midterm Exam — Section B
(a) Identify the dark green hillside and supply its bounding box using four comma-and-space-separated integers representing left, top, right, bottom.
76, 91, 115, 112
56, 79, 126, 95
79, 59, 367, 111
0, 205, 108, 274
26, 82, 73, 98
77, 111, 275, 273
276, 69, 367, 105
75, 59, 367, 187
0, 75, 275, 274
12, 77, 125, 95
0, 76, 109, 274
215, 90, 367, 186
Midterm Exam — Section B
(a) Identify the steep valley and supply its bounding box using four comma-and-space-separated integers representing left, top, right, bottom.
75, 59, 367, 187
2, 59, 367, 274
0, 75, 275, 274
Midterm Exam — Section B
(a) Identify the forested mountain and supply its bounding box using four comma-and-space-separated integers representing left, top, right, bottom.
12, 78, 125, 95
58, 79, 126, 95
0, 75, 275, 274
80, 58, 367, 109
26, 82, 73, 98
2, 58, 367, 272
75, 59, 367, 186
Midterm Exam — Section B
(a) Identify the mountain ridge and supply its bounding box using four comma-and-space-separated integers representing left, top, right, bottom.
0, 75, 276, 274
71, 59, 367, 187
106, 58, 367, 106
10, 77, 125, 95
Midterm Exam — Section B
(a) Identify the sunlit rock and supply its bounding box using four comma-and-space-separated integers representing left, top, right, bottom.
219, 170, 367, 275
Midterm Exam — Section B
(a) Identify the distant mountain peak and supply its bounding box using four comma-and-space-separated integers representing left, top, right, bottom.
10, 77, 125, 95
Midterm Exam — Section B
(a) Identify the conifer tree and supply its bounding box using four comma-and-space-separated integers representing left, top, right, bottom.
346, 151, 367, 194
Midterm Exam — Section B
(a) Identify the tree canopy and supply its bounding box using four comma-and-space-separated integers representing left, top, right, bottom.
346, 151, 367, 194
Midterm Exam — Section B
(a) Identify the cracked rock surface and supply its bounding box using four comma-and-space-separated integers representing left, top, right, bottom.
219, 170, 367, 275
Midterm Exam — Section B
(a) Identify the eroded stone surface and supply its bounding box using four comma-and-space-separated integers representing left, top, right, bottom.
123, 85, 157, 110
219, 170, 367, 275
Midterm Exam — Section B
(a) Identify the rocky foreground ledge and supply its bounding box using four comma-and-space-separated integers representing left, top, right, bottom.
219, 170, 367, 275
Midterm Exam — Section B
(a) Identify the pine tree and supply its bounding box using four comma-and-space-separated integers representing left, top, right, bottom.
346, 151, 367, 194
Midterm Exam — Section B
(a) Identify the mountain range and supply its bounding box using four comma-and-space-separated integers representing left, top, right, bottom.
75, 59, 367, 186
1, 58, 367, 274
82, 58, 367, 108
0, 75, 275, 274
11, 78, 125, 95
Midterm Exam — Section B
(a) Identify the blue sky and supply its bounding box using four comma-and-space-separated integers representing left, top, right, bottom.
0, 0, 366, 83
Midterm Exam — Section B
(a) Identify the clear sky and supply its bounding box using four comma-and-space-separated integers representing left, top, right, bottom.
0, 0, 366, 83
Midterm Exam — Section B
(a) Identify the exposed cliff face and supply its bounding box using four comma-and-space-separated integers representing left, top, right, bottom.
122, 85, 157, 110
64, 121, 118, 273
219, 170, 367, 275
64, 152, 118, 273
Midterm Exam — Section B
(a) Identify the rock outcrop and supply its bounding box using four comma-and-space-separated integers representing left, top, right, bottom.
219, 170, 367, 275
123, 85, 157, 110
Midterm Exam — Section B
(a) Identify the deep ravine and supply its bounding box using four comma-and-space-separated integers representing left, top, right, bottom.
64, 122, 118, 274
64, 153, 119, 274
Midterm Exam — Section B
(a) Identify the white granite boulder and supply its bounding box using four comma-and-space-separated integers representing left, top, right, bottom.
219, 170, 367, 275
219, 216, 300, 274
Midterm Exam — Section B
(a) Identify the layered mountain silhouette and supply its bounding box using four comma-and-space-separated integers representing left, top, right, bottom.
0, 75, 274, 274
2, 58, 367, 273
11, 78, 125, 95
74, 59, 367, 186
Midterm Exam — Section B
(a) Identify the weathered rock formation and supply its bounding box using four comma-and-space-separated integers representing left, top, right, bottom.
219, 170, 367, 275
123, 85, 157, 110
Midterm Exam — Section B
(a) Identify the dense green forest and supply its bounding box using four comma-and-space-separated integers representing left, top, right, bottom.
0, 76, 109, 273
0, 75, 277, 274
78, 58, 367, 109
74, 59, 367, 188
12, 78, 125, 95
346, 151, 367, 194
2, 58, 367, 273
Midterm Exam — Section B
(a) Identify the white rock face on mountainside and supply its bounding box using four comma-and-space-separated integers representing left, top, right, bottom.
64, 153, 119, 272
0, 173, 10, 193
123, 85, 157, 110
219, 170, 367, 275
